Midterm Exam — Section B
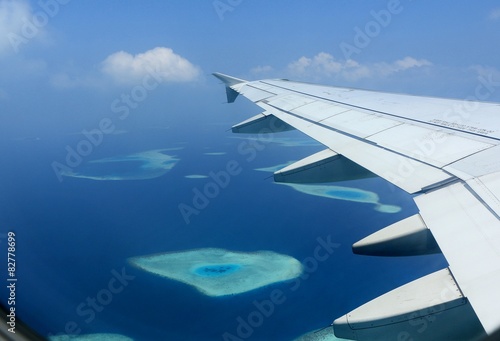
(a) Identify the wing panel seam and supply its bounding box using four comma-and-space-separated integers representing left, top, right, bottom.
259, 81, 500, 142
264, 102, 456, 176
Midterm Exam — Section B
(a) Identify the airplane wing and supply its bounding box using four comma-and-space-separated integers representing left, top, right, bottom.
213, 72, 500, 341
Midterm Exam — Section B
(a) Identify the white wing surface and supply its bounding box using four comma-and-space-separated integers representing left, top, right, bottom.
214, 73, 500, 341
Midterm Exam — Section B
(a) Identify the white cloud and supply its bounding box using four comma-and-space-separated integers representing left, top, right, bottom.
101, 47, 200, 85
0, 0, 54, 54
287, 53, 368, 81
392, 56, 432, 70
250, 65, 273, 74
469, 65, 500, 84
288, 56, 312, 74
287, 53, 432, 81
489, 8, 500, 20
374, 56, 432, 78
0, 0, 33, 54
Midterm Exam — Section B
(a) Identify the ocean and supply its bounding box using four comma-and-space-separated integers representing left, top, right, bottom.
0, 120, 448, 340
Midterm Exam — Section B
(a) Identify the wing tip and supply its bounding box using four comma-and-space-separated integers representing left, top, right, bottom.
212, 72, 247, 86
213, 72, 248, 103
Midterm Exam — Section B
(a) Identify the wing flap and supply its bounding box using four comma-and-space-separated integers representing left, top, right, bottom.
466, 173, 500, 217
445, 144, 500, 178
367, 124, 493, 168
415, 183, 500, 333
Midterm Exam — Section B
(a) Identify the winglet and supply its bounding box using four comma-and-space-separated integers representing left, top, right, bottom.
212, 73, 247, 103
212, 73, 247, 86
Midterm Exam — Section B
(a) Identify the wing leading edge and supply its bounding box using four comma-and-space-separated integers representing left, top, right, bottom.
214, 73, 500, 340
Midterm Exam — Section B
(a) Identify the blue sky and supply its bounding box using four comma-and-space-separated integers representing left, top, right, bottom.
1, 0, 500, 138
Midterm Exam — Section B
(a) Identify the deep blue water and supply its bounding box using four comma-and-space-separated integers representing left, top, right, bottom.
0, 126, 448, 341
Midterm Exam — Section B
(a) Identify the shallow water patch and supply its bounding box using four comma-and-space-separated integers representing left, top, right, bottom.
62, 149, 180, 180
280, 183, 401, 213
129, 248, 303, 297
